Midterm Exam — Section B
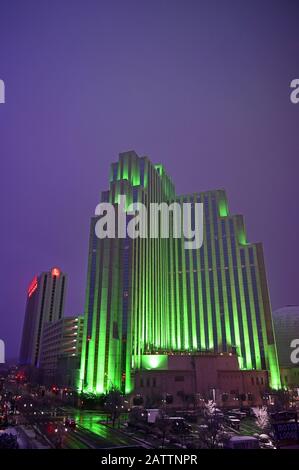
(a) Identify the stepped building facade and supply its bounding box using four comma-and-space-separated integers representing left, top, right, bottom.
79, 151, 280, 394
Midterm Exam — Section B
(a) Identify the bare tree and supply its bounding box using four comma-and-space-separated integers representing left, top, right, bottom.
197, 400, 223, 449
253, 406, 270, 433
105, 388, 123, 427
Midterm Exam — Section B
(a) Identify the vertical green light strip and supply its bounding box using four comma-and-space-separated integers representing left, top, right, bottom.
252, 247, 277, 385
233, 217, 252, 369
95, 241, 109, 394
145, 212, 149, 348
86, 241, 102, 392
174, 231, 181, 349
225, 219, 242, 362
107, 238, 122, 389
157, 172, 162, 348
138, 237, 142, 358
149, 166, 154, 349
144, 159, 148, 188
188, 195, 198, 349
158, 228, 162, 348
203, 199, 214, 350
237, 217, 248, 246
79, 222, 94, 391
244, 248, 261, 369
142, 237, 146, 350
169, 213, 176, 349
267, 344, 281, 390
166, 236, 170, 348
125, 235, 133, 393
122, 153, 129, 180
132, 157, 140, 186
218, 192, 229, 217
180, 196, 189, 350
252, 248, 268, 358
131, 235, 137, 367
195, 196, 206, 350
216, 198, 232, 348
208, 193, 222, 349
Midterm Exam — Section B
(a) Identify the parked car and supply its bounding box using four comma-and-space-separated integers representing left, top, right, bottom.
230, 409, 247, 419
225, 416, 240, 430
258, 434, 276, 449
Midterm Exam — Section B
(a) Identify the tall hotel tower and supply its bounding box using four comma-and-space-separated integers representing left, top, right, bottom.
19, 267, 67, 367
79, 151, 280, 394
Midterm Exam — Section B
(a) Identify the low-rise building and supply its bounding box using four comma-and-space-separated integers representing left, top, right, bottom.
40, 316, 83, 387
133, 352, 269, 407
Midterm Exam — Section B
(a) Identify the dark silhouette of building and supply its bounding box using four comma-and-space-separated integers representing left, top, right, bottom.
19, 267, 67, 368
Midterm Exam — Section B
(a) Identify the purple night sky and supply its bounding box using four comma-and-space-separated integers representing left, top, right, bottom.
0, 0, 298, 359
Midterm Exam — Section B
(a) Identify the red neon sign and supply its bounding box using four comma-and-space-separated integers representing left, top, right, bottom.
28, 276, 38, 297
51, 267, 61, 277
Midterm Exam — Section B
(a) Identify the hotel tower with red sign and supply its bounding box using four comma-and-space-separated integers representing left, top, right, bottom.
19, 267, 67, 367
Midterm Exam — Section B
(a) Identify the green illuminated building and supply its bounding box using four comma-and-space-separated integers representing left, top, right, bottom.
79, 151, 281, 393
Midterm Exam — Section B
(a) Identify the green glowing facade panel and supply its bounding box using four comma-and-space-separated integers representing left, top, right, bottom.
141, 354, 168, 370
79, 151, 281, 393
